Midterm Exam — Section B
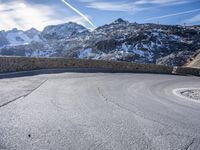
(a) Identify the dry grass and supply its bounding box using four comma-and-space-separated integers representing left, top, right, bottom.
186, 50, 200, 68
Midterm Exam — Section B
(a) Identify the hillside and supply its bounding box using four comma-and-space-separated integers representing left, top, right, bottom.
186, 50, 200, 68
0, 18, 200, 66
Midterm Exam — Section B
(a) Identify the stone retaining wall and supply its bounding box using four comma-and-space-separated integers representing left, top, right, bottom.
1, 56, 200, 76
175, 67, 200, 76
0, 56, 173, 74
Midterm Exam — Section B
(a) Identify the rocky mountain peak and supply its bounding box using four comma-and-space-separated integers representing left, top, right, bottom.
42, 22, 89, 40
113, 18, 129, 24
25, 28, 40, 38
7, 28, 19, 33
26, 28, 39, 33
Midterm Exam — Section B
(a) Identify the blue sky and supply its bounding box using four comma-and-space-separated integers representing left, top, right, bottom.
0, 0, 200, 30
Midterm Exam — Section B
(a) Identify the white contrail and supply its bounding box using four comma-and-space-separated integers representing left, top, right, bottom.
146, 8, 200, 21
61, 0, 96, 28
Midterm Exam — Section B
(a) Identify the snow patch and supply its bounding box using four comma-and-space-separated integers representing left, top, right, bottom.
132, 49, 145, 56
121, 43, 131, 52
6, 32, 31, 46
79, 48, 92, 58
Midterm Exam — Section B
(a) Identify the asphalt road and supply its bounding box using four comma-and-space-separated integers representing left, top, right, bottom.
0, 71, 200, 150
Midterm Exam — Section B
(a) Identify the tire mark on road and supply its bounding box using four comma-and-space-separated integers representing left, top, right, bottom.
97, 87, 169, 127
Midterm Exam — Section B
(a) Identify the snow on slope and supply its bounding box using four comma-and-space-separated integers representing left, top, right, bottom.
6, 31, 31, 46
3, 28, 42, 46
26, 49, 56, 57
79, 48, 92, 58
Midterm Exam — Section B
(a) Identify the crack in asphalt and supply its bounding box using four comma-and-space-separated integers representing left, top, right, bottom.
97, 87, 108, 101
185, 138, 195, 150
0, 79, 48, 108
23, 79, 48, 98
0, 75, 106, 109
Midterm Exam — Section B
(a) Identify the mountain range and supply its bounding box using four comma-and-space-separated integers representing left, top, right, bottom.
0, 18, 200, 66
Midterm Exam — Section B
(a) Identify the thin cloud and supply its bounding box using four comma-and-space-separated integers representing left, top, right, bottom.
145, 8, 200, 21
81, 0, 191, 12
77, 0, 96, 2
85, 1, 152, 12
135, 0, 189, 5
87, 2, 131, 12
184, 14, 200, 24
61, 0, 96, 28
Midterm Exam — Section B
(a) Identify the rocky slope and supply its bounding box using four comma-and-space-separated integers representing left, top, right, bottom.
186, 50, 200, 68
0, 18, 200, 66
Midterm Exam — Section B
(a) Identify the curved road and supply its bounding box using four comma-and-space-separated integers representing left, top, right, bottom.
0, 71, 200, 150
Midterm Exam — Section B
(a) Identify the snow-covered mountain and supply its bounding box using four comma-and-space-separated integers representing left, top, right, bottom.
0, 28, 42, 47
0, 31, 9, 47
1, 19, 200, 66
42, 22, 89, 40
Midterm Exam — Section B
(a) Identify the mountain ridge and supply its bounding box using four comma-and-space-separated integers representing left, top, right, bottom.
0, 18, 200, 67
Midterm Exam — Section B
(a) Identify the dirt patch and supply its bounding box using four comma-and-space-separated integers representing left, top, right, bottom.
180, 89, 200, 101
173, 88, 200, 102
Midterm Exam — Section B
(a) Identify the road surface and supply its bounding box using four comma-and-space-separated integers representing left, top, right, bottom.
0, 71, 200, 150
